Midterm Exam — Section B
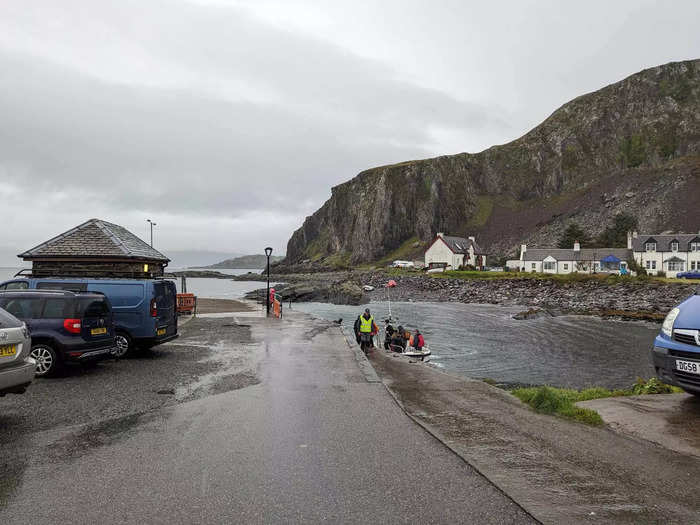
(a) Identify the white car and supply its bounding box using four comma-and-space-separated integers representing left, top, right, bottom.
391, 260, 415, 268
0, 307, 35, 396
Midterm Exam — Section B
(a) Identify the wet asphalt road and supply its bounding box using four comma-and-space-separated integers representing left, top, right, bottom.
1, 313, 534, 524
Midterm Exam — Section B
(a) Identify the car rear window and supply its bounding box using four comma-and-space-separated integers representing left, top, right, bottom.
0, 298, 44, 319
78, 298, 110, 318
42, 298, 76, 319
154, 282, 175, 308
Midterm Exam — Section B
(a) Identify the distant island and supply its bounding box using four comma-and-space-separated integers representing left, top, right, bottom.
199, 254, 285, 269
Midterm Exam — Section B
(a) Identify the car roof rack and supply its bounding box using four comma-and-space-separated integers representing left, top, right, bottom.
0, 289, 78, 296
10, 270, 165, 281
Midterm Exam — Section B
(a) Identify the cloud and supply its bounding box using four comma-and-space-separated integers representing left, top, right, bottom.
0, 0, 510, 256
0, 0, 698, 259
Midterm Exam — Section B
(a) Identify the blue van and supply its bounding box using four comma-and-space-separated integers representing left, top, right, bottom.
0, 277, 178, 357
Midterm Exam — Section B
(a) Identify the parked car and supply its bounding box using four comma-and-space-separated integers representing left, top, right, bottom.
652, 290, 700, 396
676, 271, 700, 279
391, 260, 415, 268
0, 306, 35, 396
0, 277, 178, 358
0, 290, 116, 376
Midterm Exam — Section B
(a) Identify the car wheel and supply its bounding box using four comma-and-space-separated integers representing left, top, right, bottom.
113, 332, 133, 358
30, 344, 60, 377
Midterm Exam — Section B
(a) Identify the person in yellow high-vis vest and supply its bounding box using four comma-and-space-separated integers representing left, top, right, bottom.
354, 308, 378, 352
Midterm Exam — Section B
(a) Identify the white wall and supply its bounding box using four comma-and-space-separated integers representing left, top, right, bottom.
425, 239, 461, 269
522, 259, 580, 274
634, 249, 700, 277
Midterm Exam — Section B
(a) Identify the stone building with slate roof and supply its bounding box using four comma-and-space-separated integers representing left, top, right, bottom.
424, 232, 487, 270
628, 231, 700, 277
507, 241, 632, 275
19, 219, 170, 278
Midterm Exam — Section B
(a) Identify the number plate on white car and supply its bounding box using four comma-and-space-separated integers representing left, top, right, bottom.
676, 360, 700, 375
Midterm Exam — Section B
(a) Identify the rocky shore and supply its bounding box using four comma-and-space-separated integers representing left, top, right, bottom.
166, 269, 235, 279
240, 270, 698, 320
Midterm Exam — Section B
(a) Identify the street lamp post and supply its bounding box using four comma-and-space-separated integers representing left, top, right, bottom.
265, 247, 273, 317
146, 219, 157, 247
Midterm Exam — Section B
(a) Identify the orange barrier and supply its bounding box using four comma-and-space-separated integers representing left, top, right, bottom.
177, 293, 196, 315
273, 298, 281, 318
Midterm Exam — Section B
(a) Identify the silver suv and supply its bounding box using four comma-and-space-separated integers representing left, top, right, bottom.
0, 306, 35, 396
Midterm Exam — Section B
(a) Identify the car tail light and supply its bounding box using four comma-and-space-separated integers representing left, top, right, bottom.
63, 318, 82, 334
150, 298, 157, 317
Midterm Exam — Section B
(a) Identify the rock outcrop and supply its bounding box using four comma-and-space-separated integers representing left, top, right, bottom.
286, 59, 700, 266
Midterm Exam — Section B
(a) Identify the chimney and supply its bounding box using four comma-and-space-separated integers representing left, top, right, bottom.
520, 244, 527, 260
468, 236, 475, 242
573, 240, 581, 252
627, 230, 633, 250
633, 230, 638, 238
437, 232, 444, 238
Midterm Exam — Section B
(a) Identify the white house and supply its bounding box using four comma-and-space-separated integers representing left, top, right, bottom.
630, 231, 700, 277
424, 233, 486, 270
513, 241, 631, 274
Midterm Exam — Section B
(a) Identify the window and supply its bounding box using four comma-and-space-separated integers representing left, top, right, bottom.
563, 263, 569, 270
531, 263, 536, 269
80, 299, 109, 318
645, 260, 657, 270
645, 242, 656, 252
692, 261, 698, 270
37, 282, 87, 292
691, 242, 700, 252
668, 261, 685, 272
543, 261, 555, 271
0, 298, 43, 319
0, 281, 29, 291
671, 241, 679, 252
42, 299, 74, 319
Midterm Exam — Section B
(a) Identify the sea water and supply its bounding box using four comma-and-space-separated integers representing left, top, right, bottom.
292, 300, 659, 390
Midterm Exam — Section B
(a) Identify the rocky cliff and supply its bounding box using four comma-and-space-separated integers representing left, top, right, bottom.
286, 59, 700, 266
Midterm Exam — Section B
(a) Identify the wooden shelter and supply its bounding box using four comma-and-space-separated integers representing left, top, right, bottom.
19, 219, 170, 278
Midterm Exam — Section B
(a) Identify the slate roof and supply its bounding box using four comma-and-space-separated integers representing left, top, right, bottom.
632, 234, 700, 252
523, 247, 632, 262
438, 235, 485, 254
19, 219, 169, 262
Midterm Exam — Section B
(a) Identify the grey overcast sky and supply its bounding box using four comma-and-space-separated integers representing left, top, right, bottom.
1, 0, 699, 264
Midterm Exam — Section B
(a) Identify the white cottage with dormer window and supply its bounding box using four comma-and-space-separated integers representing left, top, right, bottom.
424, 233, 487, 270
629, 231, 700, 277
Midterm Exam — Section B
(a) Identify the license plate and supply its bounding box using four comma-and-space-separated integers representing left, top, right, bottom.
91, 327, 107, 335
676, 359, 700, 375
0, 344, 17, 357
157, 328, 166, 336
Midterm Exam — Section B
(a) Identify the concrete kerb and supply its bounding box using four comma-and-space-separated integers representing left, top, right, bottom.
338, 325, 380, 383
374, 370, 542, 524
344, 336, 542, 523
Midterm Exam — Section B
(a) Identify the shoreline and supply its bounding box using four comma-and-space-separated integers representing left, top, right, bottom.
234, 270, 696, 322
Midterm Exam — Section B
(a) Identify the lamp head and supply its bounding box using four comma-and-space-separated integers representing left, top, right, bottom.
265, 247, 273, 257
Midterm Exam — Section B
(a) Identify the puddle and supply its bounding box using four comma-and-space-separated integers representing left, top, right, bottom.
46, 411, 160, 462
175, 340, 262, 401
